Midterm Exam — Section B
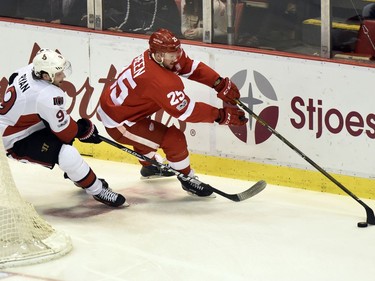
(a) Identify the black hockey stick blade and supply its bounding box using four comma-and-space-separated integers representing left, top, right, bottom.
365, 205, 375, 225
99, 135, 267, 202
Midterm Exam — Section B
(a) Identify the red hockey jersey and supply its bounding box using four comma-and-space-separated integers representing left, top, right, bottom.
98, 49, 221, 128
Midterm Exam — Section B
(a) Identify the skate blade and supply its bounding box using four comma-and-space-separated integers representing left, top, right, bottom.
185, 191, 217, 199
140, 175, 174, 180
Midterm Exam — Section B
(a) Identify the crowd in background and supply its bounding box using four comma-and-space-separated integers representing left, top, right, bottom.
0, 0, 374, 60
0, 0, 87, 26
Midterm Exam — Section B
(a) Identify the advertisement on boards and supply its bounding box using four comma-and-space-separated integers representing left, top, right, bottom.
0, 21, 374, 179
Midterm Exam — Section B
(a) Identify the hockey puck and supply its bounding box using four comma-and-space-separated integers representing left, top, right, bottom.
357, 222, 368, 228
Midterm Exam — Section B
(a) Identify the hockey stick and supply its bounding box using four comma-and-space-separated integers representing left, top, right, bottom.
99, 135, 266, 202
236, 99, 375, 225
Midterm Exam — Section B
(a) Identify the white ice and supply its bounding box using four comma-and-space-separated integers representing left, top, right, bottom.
2, 157, 375, 281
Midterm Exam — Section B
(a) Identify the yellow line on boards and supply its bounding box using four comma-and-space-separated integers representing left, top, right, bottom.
75, 142, 375, 200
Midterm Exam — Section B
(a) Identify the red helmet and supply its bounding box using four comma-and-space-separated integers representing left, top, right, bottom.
149, 28, 181, 54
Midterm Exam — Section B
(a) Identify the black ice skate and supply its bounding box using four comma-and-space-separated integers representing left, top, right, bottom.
93, 179, 128, 207
178, 176, 215, 198
140, 165, 175, 179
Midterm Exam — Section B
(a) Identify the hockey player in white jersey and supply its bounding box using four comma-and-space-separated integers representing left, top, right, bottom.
0, 48, 127, 207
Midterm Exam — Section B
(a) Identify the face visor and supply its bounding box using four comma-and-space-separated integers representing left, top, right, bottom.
51, 60, 72, 84
62, 60, 72, 78
162, 48, 183, 62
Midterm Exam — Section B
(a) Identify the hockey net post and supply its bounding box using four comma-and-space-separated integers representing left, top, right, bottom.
0, 140, 72, 269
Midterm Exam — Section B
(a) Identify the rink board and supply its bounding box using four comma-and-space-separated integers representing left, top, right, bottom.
1, 19, 375, 198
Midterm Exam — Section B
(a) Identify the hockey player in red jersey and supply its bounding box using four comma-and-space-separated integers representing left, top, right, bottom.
98, 28, 247, 197
0, 48, 126, 207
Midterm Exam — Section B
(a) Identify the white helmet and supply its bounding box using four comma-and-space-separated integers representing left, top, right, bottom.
32, 48, 72, 83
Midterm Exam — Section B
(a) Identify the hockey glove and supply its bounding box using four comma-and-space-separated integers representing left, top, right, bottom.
216, 107, 248, 126
214, 77, 240, 105
76, 118, 102, 144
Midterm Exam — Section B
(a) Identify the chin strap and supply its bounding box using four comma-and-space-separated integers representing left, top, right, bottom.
151, 53, 165, 68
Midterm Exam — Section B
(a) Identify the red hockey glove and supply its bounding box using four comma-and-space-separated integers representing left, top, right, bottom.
76, 118, 102, 144
216, 107, 248, 126
214, 77, 240, 105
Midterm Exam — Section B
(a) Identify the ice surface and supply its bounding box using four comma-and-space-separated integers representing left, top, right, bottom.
2, 157, 375, 281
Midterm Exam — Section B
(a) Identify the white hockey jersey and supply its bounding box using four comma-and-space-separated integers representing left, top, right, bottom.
0, 64, 78, 150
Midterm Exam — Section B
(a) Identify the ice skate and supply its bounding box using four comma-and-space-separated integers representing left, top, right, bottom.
178, 176, 216, 198
140, 165, 175, 179
93, 179, 128, 207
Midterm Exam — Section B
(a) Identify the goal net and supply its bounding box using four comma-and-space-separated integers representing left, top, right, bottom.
0, 140, 72, 269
